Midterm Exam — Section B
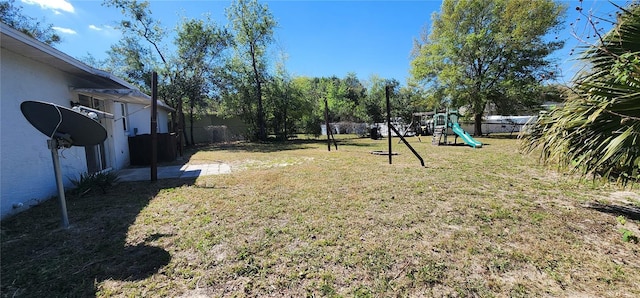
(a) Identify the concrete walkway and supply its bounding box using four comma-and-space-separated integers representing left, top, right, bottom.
117, 163, 231, 182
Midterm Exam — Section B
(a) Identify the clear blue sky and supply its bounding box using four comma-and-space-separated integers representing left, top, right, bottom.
16, 0, 629, 86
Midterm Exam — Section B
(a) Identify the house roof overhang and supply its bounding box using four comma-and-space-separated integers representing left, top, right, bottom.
1, 23, 174, 112
74, 88, 175, 112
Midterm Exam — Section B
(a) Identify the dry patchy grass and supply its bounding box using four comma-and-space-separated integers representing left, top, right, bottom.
2, 135, 639, 297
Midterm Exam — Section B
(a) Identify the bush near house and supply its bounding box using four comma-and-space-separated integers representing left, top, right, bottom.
69, 172, 120, 196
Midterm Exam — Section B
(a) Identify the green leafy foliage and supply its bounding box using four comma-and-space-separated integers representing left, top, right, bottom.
521, 3, 640, 185
101, 1, 433, 141
619, 228, 638, 243
69, 172, 120, 196
410, 0, 565, 135
0, 0, 61, 45
173, 17, 229, 145
225, 0, 277, 141
103, 0, 231, 147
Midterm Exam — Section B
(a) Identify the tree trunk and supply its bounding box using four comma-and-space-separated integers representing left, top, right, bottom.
177, 98, 189, 148
256, 83, 265, 141
474, 113, 483, 136
283, 104, 288, 141
249, 43, 266, 141
189, 102, 195, 147
181, 114, 189, 146
170, 111, 178, 132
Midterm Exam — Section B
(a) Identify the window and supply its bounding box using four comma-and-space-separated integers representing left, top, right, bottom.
77, 94, 108, 173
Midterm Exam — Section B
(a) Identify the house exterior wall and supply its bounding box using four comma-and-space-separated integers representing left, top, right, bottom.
126, 102, 170, 136
99, 99, 124, 172
157, 108, 169, 133
128, 103, 151, 135
1, 27, 173, 220
111, 102, 171, 169
1, 49, 88, 218
111, 102, 130, 170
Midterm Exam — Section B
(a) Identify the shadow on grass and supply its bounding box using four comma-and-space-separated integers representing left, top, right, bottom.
336, 137, 381, 147
586, 202, 640, 221
197, 140, 314, 153
192, 137, 369, 153
483, 133, 520, 139
0, 179, 194, 297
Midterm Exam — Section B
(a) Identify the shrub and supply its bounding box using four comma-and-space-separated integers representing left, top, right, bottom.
69, 171, 120, 196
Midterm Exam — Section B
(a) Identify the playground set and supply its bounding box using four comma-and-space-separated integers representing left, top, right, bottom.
430, 109, 483, 148
371, 87, 482, 168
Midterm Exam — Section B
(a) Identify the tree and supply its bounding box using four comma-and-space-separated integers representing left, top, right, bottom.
0, 0, 60, 45
173, 17, 229, 145
226, 0, 277, 141
265, 76, 289, 140
361, 75, 395, 124
217, 55, 260, 139
323, 76, 348, 122
264, 53, 312, 140
291, 76, 323, 137
521, 3, 640, 184
343, 72, 367, 108
104, 36, 155, 91
103, 0, 174, 128
394, 85, 426, 124
411, 0, 565, 135
103, 0, 228, 146
103, 0, 167, 65
337, 73, 366, 122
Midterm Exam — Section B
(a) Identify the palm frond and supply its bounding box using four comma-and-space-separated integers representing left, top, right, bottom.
521, 3, 640, 184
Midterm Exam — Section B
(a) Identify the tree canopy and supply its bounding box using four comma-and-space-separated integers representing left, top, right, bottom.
410, 0, 565, 135
226, 0, 277, 141
173, 17, 229, 144
103, 0, 230, 146
0, 0, 60, 45
0, 0, 448, 143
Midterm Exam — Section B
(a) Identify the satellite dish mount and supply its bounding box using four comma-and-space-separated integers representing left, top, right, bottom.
21, 101, 107, 228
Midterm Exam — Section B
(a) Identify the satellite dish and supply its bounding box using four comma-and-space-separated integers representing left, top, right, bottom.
20, 100, 108, 228
21, 101, 107, 146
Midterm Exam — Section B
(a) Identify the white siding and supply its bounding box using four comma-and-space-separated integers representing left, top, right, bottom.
110, 102, 130, 170
126, 102, 170, 135
158, 108, 169, 133
1, 43, 172, 219
1, 50, 88, 218
127, 103, 151, 135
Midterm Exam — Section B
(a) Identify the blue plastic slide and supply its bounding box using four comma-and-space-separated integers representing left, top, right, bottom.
451, 122, 483, 148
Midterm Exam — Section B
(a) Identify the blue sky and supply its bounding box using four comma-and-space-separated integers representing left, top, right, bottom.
16, 0, 629, 85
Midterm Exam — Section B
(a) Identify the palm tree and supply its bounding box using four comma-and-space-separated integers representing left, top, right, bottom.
521, 3, 640, 185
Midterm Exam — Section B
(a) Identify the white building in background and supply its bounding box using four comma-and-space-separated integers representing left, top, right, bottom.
459, 115, 536, 135
1, 23, 173, 219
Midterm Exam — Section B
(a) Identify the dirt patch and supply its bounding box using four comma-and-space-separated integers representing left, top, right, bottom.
608, 191, 640, 205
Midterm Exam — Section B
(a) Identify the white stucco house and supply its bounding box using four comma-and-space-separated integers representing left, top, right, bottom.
1, 23, 174, 219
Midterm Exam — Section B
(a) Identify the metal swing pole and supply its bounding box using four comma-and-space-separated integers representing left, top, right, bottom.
386, 86, 392, 164
151, 71, 158, 181
49, 139, 69, 228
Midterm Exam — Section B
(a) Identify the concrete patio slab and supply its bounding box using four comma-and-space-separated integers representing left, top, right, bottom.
117, 163, 231, 182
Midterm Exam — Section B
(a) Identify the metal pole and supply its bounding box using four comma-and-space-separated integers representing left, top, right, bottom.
389, 124, 425, 167
324, 98, 331, 151
49, 139, 69, 228
151, 72, 158, 181
386, 86, 392, 164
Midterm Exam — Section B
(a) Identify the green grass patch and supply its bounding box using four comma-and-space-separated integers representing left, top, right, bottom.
2, 135, 639, 297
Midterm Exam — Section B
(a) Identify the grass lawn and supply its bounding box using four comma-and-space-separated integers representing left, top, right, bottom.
2, 135, 639, 297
